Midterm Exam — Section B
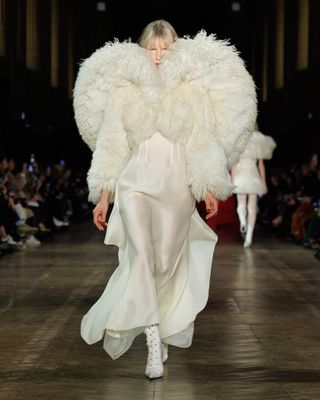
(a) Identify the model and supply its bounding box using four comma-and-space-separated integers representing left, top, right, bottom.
231, 127, 277, 247
73, 20, 257, 379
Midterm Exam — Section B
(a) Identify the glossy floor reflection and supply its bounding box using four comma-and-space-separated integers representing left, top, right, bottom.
1, 221, 320, 399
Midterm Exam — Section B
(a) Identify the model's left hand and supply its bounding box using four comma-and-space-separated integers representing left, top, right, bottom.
204, 192, 219, 219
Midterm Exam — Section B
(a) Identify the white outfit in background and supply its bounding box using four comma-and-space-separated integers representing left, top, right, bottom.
81, 132, 217, 359
233, 130, 277, 195
232, 130, 276, 247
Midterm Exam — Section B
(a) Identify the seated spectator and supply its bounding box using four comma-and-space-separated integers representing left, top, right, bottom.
0, 154, 90, 255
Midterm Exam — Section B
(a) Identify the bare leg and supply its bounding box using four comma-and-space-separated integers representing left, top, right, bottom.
244, 194, 257, 247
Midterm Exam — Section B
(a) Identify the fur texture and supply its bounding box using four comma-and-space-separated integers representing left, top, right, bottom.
73, 32, 257, 204
240, 131, 277, 160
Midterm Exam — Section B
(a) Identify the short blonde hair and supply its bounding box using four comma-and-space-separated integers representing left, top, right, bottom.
138, 20, 178, 49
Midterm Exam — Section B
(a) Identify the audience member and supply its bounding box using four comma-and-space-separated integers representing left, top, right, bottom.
0, 155, 90, 256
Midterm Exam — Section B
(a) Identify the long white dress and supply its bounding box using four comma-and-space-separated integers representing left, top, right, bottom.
80, 132, 218, 359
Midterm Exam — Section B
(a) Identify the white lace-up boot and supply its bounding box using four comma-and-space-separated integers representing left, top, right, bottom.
244, 224, 254, 248
144, 325, 163, 379
236, 200, 247, 234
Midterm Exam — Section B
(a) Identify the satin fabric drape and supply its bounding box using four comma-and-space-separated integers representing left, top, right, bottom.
80, 132, 217, 359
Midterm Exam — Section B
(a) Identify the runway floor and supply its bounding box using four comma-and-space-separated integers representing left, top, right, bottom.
1, 220, 320, 400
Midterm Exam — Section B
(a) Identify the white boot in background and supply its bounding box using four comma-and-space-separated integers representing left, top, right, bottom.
244, 195, 257, 248
144, 325, 163, 379
236, 194, 247, 234
238, 210, 247, 234
244, 224, 254, 248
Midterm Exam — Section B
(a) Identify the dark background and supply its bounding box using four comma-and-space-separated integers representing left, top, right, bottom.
0, 0, 319, 170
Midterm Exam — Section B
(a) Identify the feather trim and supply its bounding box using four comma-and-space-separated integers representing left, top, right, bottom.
240, 131, 277, 160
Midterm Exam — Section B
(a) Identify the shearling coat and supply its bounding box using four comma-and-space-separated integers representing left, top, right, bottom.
73, 31, 257, 204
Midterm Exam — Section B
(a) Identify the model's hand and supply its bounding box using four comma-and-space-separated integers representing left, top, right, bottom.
93, 191, 109, 231
204, 192, 219, 219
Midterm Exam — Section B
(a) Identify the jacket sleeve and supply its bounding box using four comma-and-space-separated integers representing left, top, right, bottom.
185, 95, 234, 202
86, 90, 130, 204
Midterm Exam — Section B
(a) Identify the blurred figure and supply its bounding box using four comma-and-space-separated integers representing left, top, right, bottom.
231, 126, 277, 247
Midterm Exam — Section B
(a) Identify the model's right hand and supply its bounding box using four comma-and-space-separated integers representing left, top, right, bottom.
204, 192, 219, 219
93, 191, 109, 231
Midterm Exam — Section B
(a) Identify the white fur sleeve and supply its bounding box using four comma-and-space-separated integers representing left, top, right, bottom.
185, 96, 234, 201
86, 90, 130, 204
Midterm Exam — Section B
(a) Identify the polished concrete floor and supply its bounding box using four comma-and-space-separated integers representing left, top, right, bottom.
1, 221, 320, 400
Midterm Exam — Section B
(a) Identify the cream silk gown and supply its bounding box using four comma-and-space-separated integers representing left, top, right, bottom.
80, 132, 218, 359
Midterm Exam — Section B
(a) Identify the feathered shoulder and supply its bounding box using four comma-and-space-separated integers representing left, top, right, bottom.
72, 41, 156, 151
162, 31, 257, 168
73, 31, 257, 161
241, 131, 277, 160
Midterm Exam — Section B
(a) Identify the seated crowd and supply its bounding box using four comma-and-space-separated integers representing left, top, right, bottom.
0, 155, 90, 256
1, 153, 320, 261
258, 154, 320, 261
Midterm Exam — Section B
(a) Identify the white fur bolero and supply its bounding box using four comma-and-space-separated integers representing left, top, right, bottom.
73, 31, 257, 204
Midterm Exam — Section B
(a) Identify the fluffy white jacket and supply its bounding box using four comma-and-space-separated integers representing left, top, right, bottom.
73, 31, 257, 204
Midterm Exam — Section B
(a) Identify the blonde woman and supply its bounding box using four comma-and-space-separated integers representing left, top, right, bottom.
73, 20, 257, 379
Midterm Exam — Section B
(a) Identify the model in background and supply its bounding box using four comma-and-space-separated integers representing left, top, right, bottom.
231, 126, 277, 247
73, 20, 257, 379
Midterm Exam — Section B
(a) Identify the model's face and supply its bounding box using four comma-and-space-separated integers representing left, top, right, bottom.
147, 37, 170, 66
